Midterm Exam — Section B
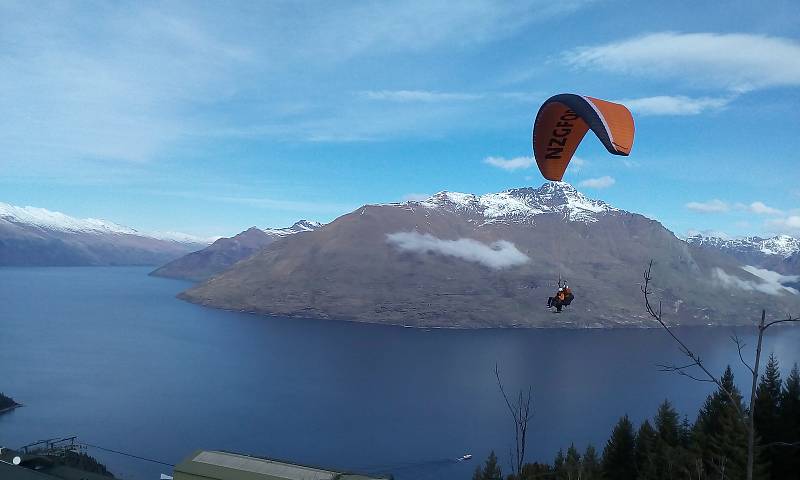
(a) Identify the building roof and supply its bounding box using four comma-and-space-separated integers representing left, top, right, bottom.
174, 451, 386, 480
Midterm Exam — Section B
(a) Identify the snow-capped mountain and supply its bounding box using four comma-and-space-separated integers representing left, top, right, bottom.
687, 234, 799, 258
263, 220, 323, 237
151, 220, 323, 282
0, 202, 214, 245
402, 182, 618, 224
0, 201, 212, 266
0, 202, 138, 236
687, 234, 800, 276
181, 182, 799, 328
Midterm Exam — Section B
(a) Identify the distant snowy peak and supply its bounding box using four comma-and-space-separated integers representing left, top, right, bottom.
0, 201, 212, 245
410, 182, 618, 223
688, 234, 800, 258
262, 220, 322, 237
0, 202, 138, 235
149, 231, 219, 245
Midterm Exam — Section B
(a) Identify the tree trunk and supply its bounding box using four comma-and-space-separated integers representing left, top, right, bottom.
746, 310, 766, 480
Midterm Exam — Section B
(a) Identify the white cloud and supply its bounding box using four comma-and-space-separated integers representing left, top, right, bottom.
0, 1, 596, 167
568, 32, 800, 92
567, 156, 587, 173
620, 159, 640, 168
686, 199, 730, 213
765, 216, 800, 234
742, 266, 799, 292
362, 90, 483, 102
713, 267, 798, 296
386, 232, 529, 269
403, 193, 431, 202
483, 156, 535, 171
578, 176, 615, 189
617, 95, 731, 116
745, 201, 783, 216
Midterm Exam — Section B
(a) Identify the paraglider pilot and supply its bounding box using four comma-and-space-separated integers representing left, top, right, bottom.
547, 284, 574, 313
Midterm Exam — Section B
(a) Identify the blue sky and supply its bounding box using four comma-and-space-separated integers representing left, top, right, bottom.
1, 0, 799, 238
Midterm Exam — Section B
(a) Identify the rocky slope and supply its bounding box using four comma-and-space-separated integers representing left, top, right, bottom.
180, 183, 800, 328
0, 202, 210, 266
151, 220, 321, 281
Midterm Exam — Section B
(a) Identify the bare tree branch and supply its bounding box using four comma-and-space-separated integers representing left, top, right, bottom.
641, 261, 746, 422
495, 364, 533, 477
763, 314, 799, 330
643, 262, 800, 480
731, 333, 755, 375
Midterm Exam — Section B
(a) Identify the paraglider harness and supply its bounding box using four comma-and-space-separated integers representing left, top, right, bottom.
547, 278, 575, 313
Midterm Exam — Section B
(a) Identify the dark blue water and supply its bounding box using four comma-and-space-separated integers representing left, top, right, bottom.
1, 267, 798, 480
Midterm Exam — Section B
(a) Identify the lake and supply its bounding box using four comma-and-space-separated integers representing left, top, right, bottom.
1, 267, 798, 480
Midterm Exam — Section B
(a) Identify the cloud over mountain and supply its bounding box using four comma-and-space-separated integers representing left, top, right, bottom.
386, 232, 529, 269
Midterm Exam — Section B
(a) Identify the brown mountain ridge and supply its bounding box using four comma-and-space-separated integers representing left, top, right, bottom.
179, 183, 800, 328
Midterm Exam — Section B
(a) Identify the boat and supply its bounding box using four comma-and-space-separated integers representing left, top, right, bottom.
457, 454, 473, 461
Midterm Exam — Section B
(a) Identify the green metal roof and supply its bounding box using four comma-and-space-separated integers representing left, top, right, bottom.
174, 451, 387, 480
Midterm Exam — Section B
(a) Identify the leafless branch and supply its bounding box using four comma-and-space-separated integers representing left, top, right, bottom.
731, 333, 755, 375
763, 314, 800, 330
657, 361, 700, 372
642, 261, 746, 422
495, 364, 533, 476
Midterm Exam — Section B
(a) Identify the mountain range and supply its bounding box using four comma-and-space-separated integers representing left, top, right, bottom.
178, 182, 800, 328
150, 220, 322, 281
0, 202, 211, 266
687, 235, 799, 275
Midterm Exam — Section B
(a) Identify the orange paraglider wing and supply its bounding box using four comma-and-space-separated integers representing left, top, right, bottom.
532, 94, 635, 181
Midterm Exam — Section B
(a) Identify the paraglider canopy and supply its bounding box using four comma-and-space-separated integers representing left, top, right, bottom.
532, 94, 635, 181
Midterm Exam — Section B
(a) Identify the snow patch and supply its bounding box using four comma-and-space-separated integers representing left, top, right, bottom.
263, 219, 322, 237
0, 202, 138, 235
0, 201, 213, 245
688, 234, 800, 258
404, 182, 617, 224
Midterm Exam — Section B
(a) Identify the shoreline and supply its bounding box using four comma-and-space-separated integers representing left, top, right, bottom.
178, 295, 797, 331
0, 403, 22, 415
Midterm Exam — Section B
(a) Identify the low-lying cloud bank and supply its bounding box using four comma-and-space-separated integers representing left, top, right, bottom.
713, 266, 799, 295
386, 232, 529, 269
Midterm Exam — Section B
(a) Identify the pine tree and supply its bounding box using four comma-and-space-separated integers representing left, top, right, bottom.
654, 399, 681, 446
774, 363, 800, 478
679, 415, 692, 449
553, 448, 565, 479
652, 399, 693, 479
601, 415, 636, 480
635, 420, 658, 479
754, 354, 782, 479
519, 462, 553, 480
474, 451, 502, 480
564, 444, 581, 480
693, 366, 754, 480
472, 464, 483, 480
581, 445, 601, 480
